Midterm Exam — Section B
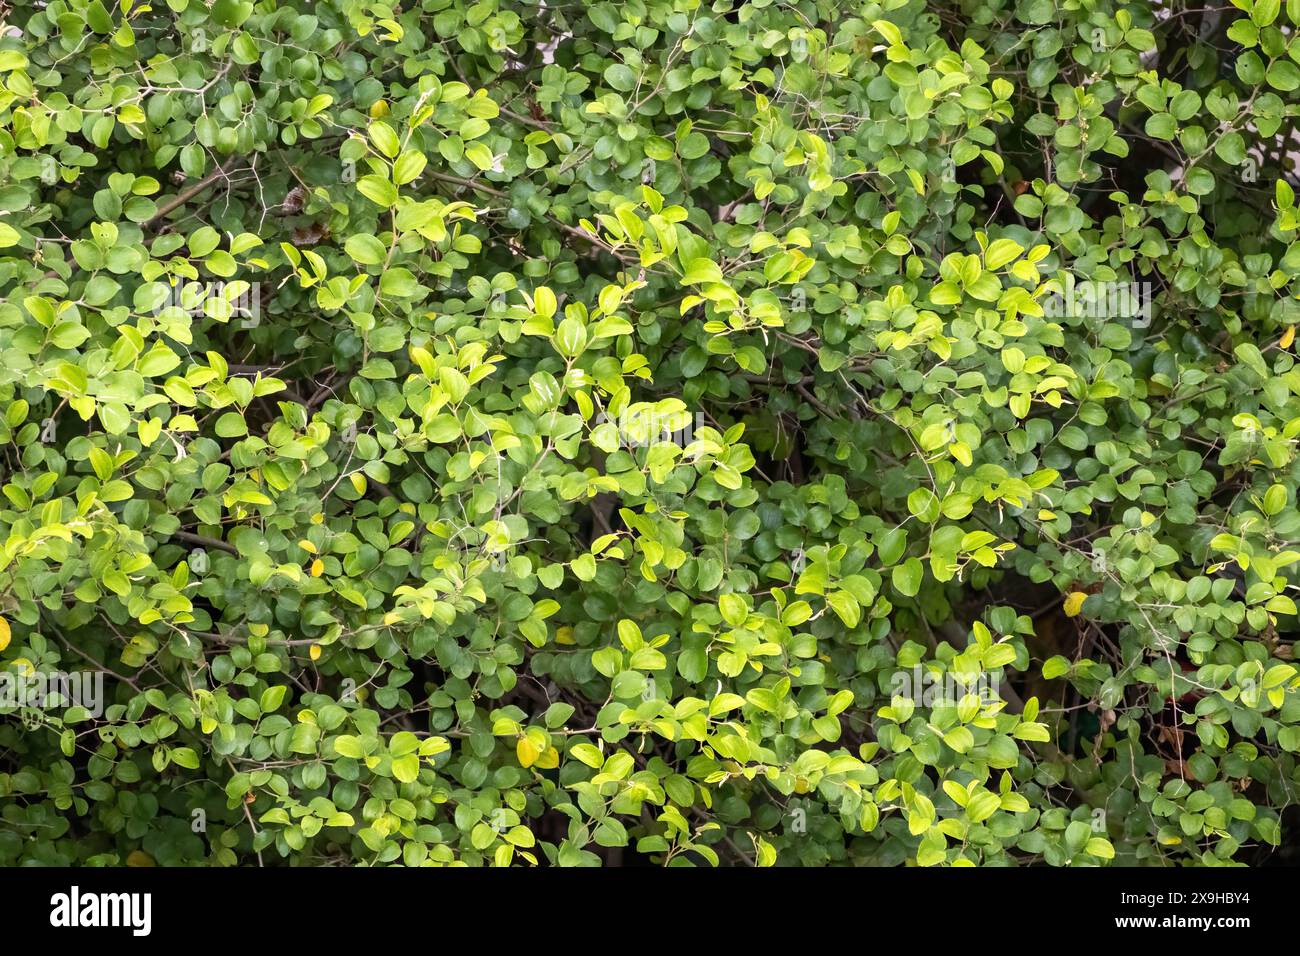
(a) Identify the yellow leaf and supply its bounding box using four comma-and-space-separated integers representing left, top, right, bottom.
309, 644, 322, 661
516, 737, 539, 768
1063, 591, 1088, 617
535, 746, 560, 769
310, 559, 324, 577
126, 850, 155, 867
0, 616, 10, 652
555, 626, 575, 645
1282, 325, 1295, 349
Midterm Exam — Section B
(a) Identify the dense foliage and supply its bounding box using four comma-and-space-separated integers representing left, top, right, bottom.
2, 0, 1300, 868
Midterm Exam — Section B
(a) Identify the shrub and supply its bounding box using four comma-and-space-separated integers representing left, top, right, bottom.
1, 0, 1299, 867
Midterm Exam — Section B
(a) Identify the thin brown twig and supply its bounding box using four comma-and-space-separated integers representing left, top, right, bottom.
144, 159, 244, 228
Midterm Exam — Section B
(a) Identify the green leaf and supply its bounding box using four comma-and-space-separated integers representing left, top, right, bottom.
392, 753, 420, 783
892, 558, 924, 597
215, 412, 248, 437
345, 234, 387, 265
